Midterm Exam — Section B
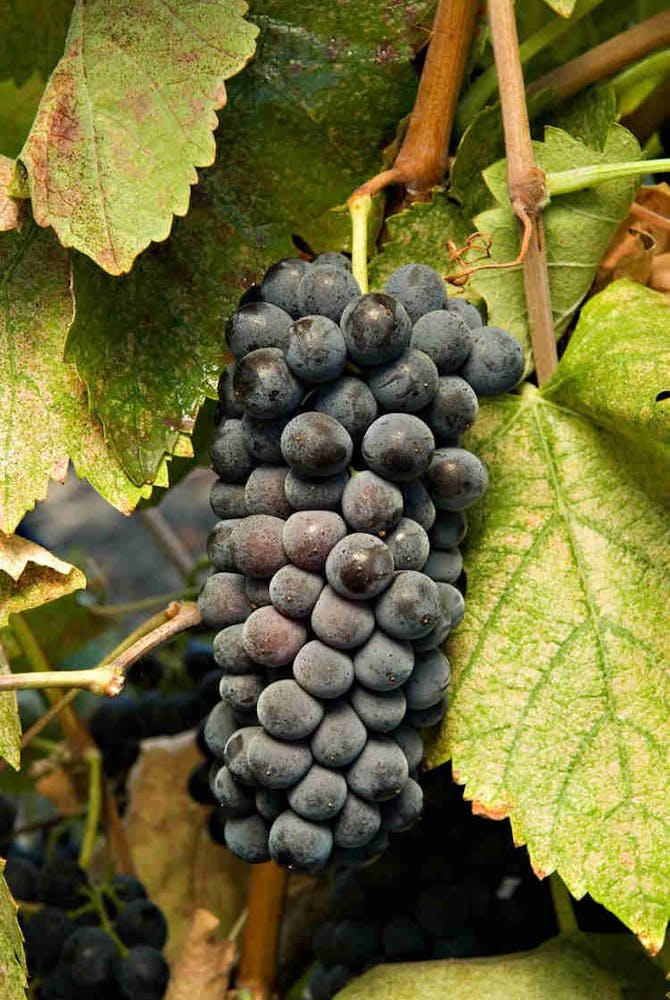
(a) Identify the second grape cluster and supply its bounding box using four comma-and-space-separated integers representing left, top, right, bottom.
198, 254, 524, 871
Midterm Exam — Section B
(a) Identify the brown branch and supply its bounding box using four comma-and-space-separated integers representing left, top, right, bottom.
528, 10, 670, 102
350, 0, 479, 203
236, 862, 288, 1000
488, 0, 557, 386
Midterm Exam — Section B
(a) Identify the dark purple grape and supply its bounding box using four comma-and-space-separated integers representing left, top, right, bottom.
311, 700, 367, 767
226, 301, 292, 358
210, 419, 256, 482
297, 265, 360, 322
223, 726, 262, 785
203, 702, 238, 757
255, 787, 286, 821
313, 252, 351, 270
212, 625, 258, 675
350, 685, 406, 733
368, 349, 439, 412
341, 471, 403, 537
116, 946, 170, 1000
346, 736, 409, 802
219, 673, 265, 713
259, 258, 310, 318
286, 315, 347, 383
425, 447, 488, 510
248, 731, 312, 788
269, 810, 333, 871
233, 348, 304, 418
293, 640, 354, 699
210, 480, 247, 518
245, 576, 272, 608
340, 292, 411, 365
399, 481, 436, 531
225, 814, 270, 862
405, 698, 447, 728
389, 723, 424, 771
333, 793, 381, 848
241, 414, 289, 463
311, 376, 378, 441
229, 515, 287, 577
269, 565, 324, 618
283, 511, 347, 572
411, 310, 472, 372
362, 414, 434, 482
287, 765, 348, 821
431, 511, 467, 549
207, 519, 242, 571
280, 412, 353, 478
459, 326, 524, 395
375, 571, 441, 640
244, 465, 293, 518
217, 364, 244, 418
257, 679, 324, 740
284, 469, 348, 510
384, 517, 430, 570
212, 766, 255, 815
325, 533, 394, 601
405, 650, 451, 709
198, 573, 252, 628
384, 263, 446, 322
428, 376, 479, 438
243, 606, 308, 667
423, 548, 463, 583
380, 777, 423, 831
437, 582, 465, 626
353, 632, 414, 692
311, 586, 375, 650
444, 296, 483, 330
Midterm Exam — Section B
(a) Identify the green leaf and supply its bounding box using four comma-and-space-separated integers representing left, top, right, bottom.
540, 85, 618, 151
544, 281, 670, 477
0, 74, 44, 159
0, 865, 26, 999
0, 645, 21, 773
368, 191, 471, 288
470, 125, 640, 363
337, 936, 629, 999
67, 0, 435, 485
20, 0, 259, 274
0, 0, 73, 86
427, 385, 670, 950
542, 0, 578, 17
0, 222, 155, 532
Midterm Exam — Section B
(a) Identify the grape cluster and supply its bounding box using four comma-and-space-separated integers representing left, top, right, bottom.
305, 769, 557, 1000
200, 254, 523, 871
1, 797, 169, 999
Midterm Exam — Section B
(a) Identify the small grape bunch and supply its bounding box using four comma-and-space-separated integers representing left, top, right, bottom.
199, 254, 523, 871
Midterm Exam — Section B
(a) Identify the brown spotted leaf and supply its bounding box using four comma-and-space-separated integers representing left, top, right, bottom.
0, 158, 22, 231
20, 0, 258, 273
0, 533, 85, 629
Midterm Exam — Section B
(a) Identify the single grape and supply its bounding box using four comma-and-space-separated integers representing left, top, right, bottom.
313, 252, 352, 270
257, 679, 324, 740
412, 613, 451, 652
380, 777, 423, 832
211, 765, 255, 815
293, 640, 354, 699
382, 915, 431, 960
375, 570, 441, 639
61, 927, 117, 989
243, 606, 307, 667
115, 900, 168, 950
384, 517, 430, 570
284, 469, 348, 510
212, 624, 258, 675
384, 263, 446, 322
203, 702, 239, 758
437, 581, 465, 626
311, 700, 367, 767
225, 814, 270, 863
405, 697, 447, 728
399, 480, 436, 531
340, 292, 411, 365
280, 412, 353, 478
219, 673, 265, 713
259, 257, 310, 317
210, 419, 256, 482
244, 465, 293, 518
226, 301, 292, 358
297, 264, 360, 322
331, 920, 381, 967
350, 685, 406, 733
411, 310, 472, 372
23, 906, 73, 975
459, 326, 524, 395
116, 946, 170, 1000
347, 736, 409, 802
368, 349, 439, 413
362, 413, 434, 482
311, 586, 375, 650
311, 376, 378, 441
207, 519, 242, 572
255, 786, 286, 821
287, 765, 348, 821
210, 480, 247, 518
405, 650, 451, 709
444, 296, 483, 330
286, 315, 347, 383
341, 471, 403, 537
198, 573, 252, 628
233, 347, 304, 418
247, 731, 312, 789
229, 515, 287, 578
269, 565, 324, 619
218, 364, 244, 418
333, 793, 381, 848
389, 723, 424, 771
353, 632, 414, 692
5, 858, 38, 901
431, 511, 467, 549
423, 548, 463, 584
269, 810, 333, 870
245, 576, 272, 608
223, 726, 263, 785
425, 447, 488, 510
325, 533, 394, 601
241, 414, 288, 463
283, 511, 347, 572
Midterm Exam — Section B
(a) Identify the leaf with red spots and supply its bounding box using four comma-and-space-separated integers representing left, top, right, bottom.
19, 0, 258, 273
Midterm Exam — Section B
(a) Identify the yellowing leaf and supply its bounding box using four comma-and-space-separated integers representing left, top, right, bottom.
20, 0, 258, 273
0, 533, 85, 629
0, 158, 21, 232
0, 644, 20, 771
427, 386, 670, 951
0, 866, 26, 1000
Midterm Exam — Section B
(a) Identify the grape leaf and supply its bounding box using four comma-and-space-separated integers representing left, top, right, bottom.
542, 0, 578, 17
0, 644, 20, 772
0, 158, 22, 232
0, 865, 26, 999
66, 0, 435, 485
0, 534, 86, 630
427, 382, 670, 950
338, 936, 626, 999
20, 0, 259, 274
469, 124, 640, 362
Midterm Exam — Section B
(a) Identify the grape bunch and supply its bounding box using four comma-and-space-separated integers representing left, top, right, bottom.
0, 796, 169, 1000
199, 254, 523, 871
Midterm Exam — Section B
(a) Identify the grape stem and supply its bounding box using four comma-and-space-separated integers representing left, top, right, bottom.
487, 0, 557, 386
350, 194, 372, 292
545, 158, 670, 196
0, 601, 202, 695
79, 747, 102, 869
236, 862, 287, 1000
347, 0, 479, 207
549, 873, 579, 935
528, 9, 670, 102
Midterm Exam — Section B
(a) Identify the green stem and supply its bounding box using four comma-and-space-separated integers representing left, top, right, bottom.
549, 873, 579, 935
349, 195, 371, 293
79, 748, 103, 869
90, 590, 188, 617
456, 0, 606, 130
546, 157, 670, 194
85, 885, 128, 955
0, 666, 117, 694
611, 47, 670, 98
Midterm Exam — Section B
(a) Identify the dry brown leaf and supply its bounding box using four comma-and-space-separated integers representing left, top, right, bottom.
166, 908, 235, 1000
596, 183, 670, 294
124, 732, 250, 965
